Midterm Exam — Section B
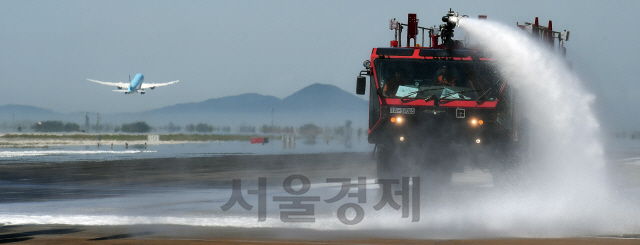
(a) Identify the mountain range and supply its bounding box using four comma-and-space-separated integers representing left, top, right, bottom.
1, 83, 368, 129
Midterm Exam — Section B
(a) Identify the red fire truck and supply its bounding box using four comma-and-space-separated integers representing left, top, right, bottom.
356, 10, 569, 183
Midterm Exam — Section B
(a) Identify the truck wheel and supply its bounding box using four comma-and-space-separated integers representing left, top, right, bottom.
376, 144, 394, 180
376, 143, 415, 180
492, 143, 526, 188
421, 145, 453, 189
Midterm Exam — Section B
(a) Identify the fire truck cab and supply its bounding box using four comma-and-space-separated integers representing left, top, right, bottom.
356, 10, 568, 183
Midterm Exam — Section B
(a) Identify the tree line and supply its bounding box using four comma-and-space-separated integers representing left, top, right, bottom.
21, 121, 362, 135
31, 121, 80, 132
30, 121, 152, 133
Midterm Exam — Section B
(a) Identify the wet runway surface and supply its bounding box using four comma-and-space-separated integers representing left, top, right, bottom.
0, 139, 373, 164
0, 139, 639, 243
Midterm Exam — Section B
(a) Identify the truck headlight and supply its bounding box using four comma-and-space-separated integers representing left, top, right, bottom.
391, 117, 403, 124
470, 118, 483, 126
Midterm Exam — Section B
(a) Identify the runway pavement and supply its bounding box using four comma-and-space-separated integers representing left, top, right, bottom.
0, 149, 639, 244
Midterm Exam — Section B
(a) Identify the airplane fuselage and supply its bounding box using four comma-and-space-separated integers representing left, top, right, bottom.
127, 73, 145, 94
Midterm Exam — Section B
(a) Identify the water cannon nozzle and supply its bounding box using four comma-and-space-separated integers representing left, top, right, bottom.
448, 16, 461, 27
442, 10, 467, 27
440, 9, 467, 48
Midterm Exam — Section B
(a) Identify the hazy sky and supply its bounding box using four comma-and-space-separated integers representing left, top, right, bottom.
2, 1, 639, 129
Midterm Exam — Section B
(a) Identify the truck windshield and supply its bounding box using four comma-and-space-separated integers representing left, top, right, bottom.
375, 59, 502, 100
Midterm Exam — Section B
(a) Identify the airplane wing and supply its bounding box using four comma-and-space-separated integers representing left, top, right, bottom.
141, 80, 179, 89
87, 79, 130, 88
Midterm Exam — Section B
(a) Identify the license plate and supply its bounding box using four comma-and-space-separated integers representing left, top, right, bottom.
390, 107, 415, 114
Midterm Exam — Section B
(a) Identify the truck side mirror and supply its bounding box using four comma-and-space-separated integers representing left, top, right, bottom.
356, 76, 366, 95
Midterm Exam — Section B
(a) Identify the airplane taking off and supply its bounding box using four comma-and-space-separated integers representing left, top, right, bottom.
87, 74, 179, 94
